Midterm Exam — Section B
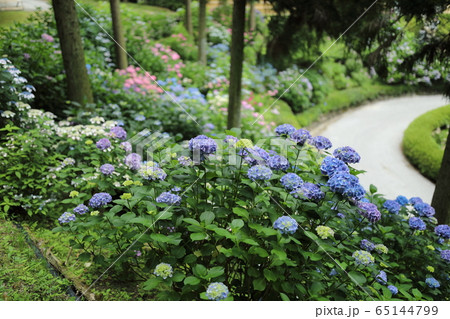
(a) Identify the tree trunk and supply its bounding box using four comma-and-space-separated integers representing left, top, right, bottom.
52, 0, 93, 105
432, 131, 450, 224
248, 0, 256, 31
185, 0, 193, 36
198, 0, 207, 65
110, 0, 128, 69
227, 0, 246, 129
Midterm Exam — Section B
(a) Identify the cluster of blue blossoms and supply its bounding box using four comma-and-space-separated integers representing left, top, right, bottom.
100, 163, 115, 175
205, 282, 229, 301
109, 126, 127, 140
360, 239, 376, 251
189, 135, 217, 158
333, 146, 361, 164
96, 138, 111, 151
320, 156, 349, 177
280, 173, 303, 191
434, 224, 450, 239
273, 216, 298, 234
89, 192, 113, 208
425, 277, 440, 289
125, 153, 142, 170
291, 183, 325, 202
58, 212, 76, 224
409, 217, 427, 231
414, 202, 435, 217
268, 155, 290, 171
376, 270, 388, 284
73, 204, 89, 215
383, 200, 401, 214
357, 202, 381, 223
156, 192, 182, 206
247, 165, 273, 181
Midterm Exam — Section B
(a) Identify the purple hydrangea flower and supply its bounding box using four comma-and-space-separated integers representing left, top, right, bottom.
120, 141, 132, 152
96, 138, 111, 151
247, 165, 272, 181
110, 126, 127, 140
310, 136, 332, 150
58, 212, 76, 224
89, 192, 112, 208
388, 285, 398, 295
73, 204, 89, 215
139, 164, 167, 181
337, 213, 345, 219
409, 217, 426, 230
156, 192, 181, 206
280, 173, 303, 191
425, 277, 440, 288
360, 239, 375, 251
244, 146, 270, 166
223, 135, 238, 144
289, 129, 311, 145
275, 124, 296, 136
178, 156, 193, 167
383, 200, 401, 214
414, 202, 435, 217
333, 146, 361, 164
345, 183, 366, 201
376, 270, 388, 284
396, 195, 409, 206
358, 202, 381, 223
320, 156, 349, 177
409, 197, 423, 205
273, 216, 298, 234
291, 183, 324, 201
189, 135, 217, 156
327, 171, 359, 195
435, 225, 450, 239
125, 153, 142, 170
100, 164, 115, 175
171, 186, 182, 192
441, 250, 450, 263
268, 155, 289, 171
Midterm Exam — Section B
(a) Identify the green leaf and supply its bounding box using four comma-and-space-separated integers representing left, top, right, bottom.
171, 246, 186, 259
183, 218, 200, 226
348, 271, 367, 284
78, 252, 91, 262
155, 210, 173, 220
271, 249, 287, 260
142, 277, 162, 290
249, 246, 268, 257
193, 264, 208, 278
190, 232, 207, 241
263, 269, 277, 282
184, 276, 201, 286
310, 282, 324, 295
96, 237, 112, 246
304, 231, 319, 241
242, 238, 259, 246
280, 293, 290, 301
232, 207, 249, 220
412, 288, 422, 299
369, 184, 377, 194
109, 205, 123, 215
200, 211, 215, 225
231, 219, 244, 231
253, 278, 266, 291
172, 272, 185, 283
207, 266, 224, 279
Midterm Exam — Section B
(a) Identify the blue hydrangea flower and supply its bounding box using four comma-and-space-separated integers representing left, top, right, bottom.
189, 135, 217, 156
291, 183, 325, 201
310, 136, 332, 150
275, 124, 296, 136
134, 114, 146, 121
358, 202, 381, 223
409, 217, 426, 231
178, 156, 194, 167
414, 202, 435, 217
120, 141, 132, 152
329, 269, 338, 276
89, 192, 112, 208
396, 195, 409, 206
327, 171, 359, 195
171, 186, 182, 193
268, 155, 290, 171
333, 146, 361, 164
345, 183, 366, 201
383, 200, 401, 214
409, 197, 423, 205
280, 173, 303, 191
337, 213, 345, 219
352, 250, 374, 266
223, 135, 238, 144
320, 156, 349, 177
435, 225, 450, 239
73, 204, 89, 215
376, 270, 388, 284
247, 165, 272, 181
425, 277, 440, 288
441, 250, 450, 263
273, 216, 298, 234
289, 128, 312, 145
139, 164, 167, 181
388, 285, 398, 295
110, 126, 127, 140
124, 153, 142, 170
96, 138, 111, 151
244, 146, 270, 166
156, 192, 181, 206
206, 282, 229, 301
100, 163, 115, 175
360, 239, 375, 251
153, 263, 173, 279
58, 212, 76, 224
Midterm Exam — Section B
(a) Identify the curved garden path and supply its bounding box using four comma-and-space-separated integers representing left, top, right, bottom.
311, 94, 448, 203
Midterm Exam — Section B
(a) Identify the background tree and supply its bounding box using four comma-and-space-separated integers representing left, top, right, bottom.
248, 0, 256, 32
110, 0, 128, 69
185, 0, 193, 36
227, 0, 247, 129
52, 0, 93, 105
198, 0, 207, 65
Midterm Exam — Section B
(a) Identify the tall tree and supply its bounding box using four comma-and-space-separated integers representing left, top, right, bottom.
53, 0, 93, 105
227, 0, 247, 129
185, 0, 193, 36
248, 0, 256, 32
432, 133, 450, 224
198, 0, 207, 65
110, 0, 128, 69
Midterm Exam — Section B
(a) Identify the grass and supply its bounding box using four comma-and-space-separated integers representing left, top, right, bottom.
402, 104, 450, 182
0, 11, 34, 28
0, 218, 71, 300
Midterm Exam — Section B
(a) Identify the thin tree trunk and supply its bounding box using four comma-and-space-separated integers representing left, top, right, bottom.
227, 0, 246, 129
110, 0, 128, 69
432, 131, 450, 224
185, 0, 193, 36
53, 0, 93, 105
198, 0, 207, 65
248, 0, 256, 31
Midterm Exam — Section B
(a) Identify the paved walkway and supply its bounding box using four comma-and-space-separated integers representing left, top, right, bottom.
22, 0, 50, 11
311, 95, 448, 203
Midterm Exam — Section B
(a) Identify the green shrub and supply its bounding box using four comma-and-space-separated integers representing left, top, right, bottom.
402, 105, 450, 181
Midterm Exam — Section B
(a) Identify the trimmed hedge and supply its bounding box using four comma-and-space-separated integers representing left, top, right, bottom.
402, 104, 450, 182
